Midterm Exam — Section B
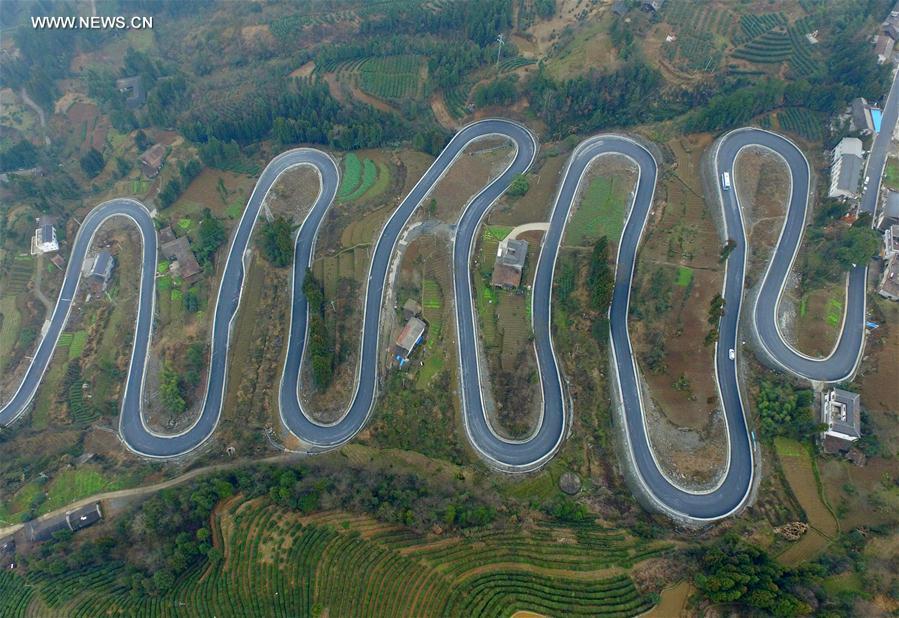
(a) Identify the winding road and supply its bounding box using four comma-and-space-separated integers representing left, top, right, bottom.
0, 117, 877, 521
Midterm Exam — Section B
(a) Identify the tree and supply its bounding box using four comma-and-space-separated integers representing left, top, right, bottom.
159, 362, 186, 414
756, 379, 817, 440
260, 216, 295, 267
0, 140, 38, 172
195, 208, 226, 264
303, 270, 334, 389
134, 130, 150, 151
473, 76, 518, 108
507, 174, 529, 196
80, 148, 105, 178
695, 534, 812, 616
587, 237, 614, 312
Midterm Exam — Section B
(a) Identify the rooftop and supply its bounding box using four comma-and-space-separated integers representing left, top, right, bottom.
139, 143, 166, 176
879, 255, 899, 299
161, 235, 202, 279
822, 388, 862, 441
395, 317, 426, 356
66, 503, 103, 531
835, 137, 863, 158
116, 76, 145, 109
885, 190, 899, 220
90, 251, 114, 280
491, 238, 529, 288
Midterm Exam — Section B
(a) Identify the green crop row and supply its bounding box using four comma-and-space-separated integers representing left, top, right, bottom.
4, 498, 670, 616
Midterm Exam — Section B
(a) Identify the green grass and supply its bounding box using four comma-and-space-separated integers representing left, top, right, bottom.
226, 199, 244, 219
0, 499, 667, 616
476, 280, 498, 346
822, 572, 864, 596
675, 266, 694, 287
363, 160, 391, 201
67, 330, 88, 359
177, 217, 193, 231
338, 153, 363, 199
0, 295, 23, 362
38, 468, 124, 515
774, 436, 806, 458
130, 178, 150, 194
484, 225, 514, 242
825, 298, 843, 327
340, 158, 377, 202
157, 260, 170, 274
416, 354, 445, 388
884, 158, 899, 191
357, 55, 422, 100
421, 279, 443, 340
566, 175, 628, 247
156, 275, 172, 292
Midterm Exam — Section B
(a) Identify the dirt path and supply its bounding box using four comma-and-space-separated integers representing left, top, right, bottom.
20, 88, 51, 146
430, 92, 456, 129
0, 452, 304, 540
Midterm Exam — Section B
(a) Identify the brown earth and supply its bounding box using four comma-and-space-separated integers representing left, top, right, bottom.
303, 149, 432, 422
630, 134, 727, 487
430, 91, 456, 130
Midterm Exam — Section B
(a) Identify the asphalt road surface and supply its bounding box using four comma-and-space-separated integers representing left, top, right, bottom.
0, 118, 879, 522
718, 129, 865, 383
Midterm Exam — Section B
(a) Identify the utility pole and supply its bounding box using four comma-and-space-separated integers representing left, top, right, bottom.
496, 33, 505, 67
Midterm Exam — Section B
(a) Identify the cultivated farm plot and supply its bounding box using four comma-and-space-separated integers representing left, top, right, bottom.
357, 55, 424, 101
730, 12, 821, 75
1, 502, 669, 616
444, 82, 472, 119
421, 278, 443, 340
774, 438, 838, 564
7, 255, 34, 293
775, 107, 825, 142
496, 294, 531, 367
565, 175, 629, 248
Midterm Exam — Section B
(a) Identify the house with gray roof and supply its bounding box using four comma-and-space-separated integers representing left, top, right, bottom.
491, 238, 529, 289
821, 388, 862, 452
87, 251, 114, 290
33, 222, 59, 254
880, 190, 899, 230
828, 137, 864, 199
850, 98, 875, 134
116, 76, 145, 109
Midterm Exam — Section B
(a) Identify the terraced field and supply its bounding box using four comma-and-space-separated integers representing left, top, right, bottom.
0, 503, 668, 616
357, 55, 424, 101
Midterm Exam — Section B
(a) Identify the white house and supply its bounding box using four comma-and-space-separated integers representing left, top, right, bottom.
33, 223, 59, 254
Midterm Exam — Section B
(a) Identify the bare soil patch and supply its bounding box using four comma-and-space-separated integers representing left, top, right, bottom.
304, 149, 431, 422
630, 133, 726, 485
430, 91, 455, 129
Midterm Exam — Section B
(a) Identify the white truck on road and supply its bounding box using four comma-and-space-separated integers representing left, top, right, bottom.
721, 172, 731, 191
